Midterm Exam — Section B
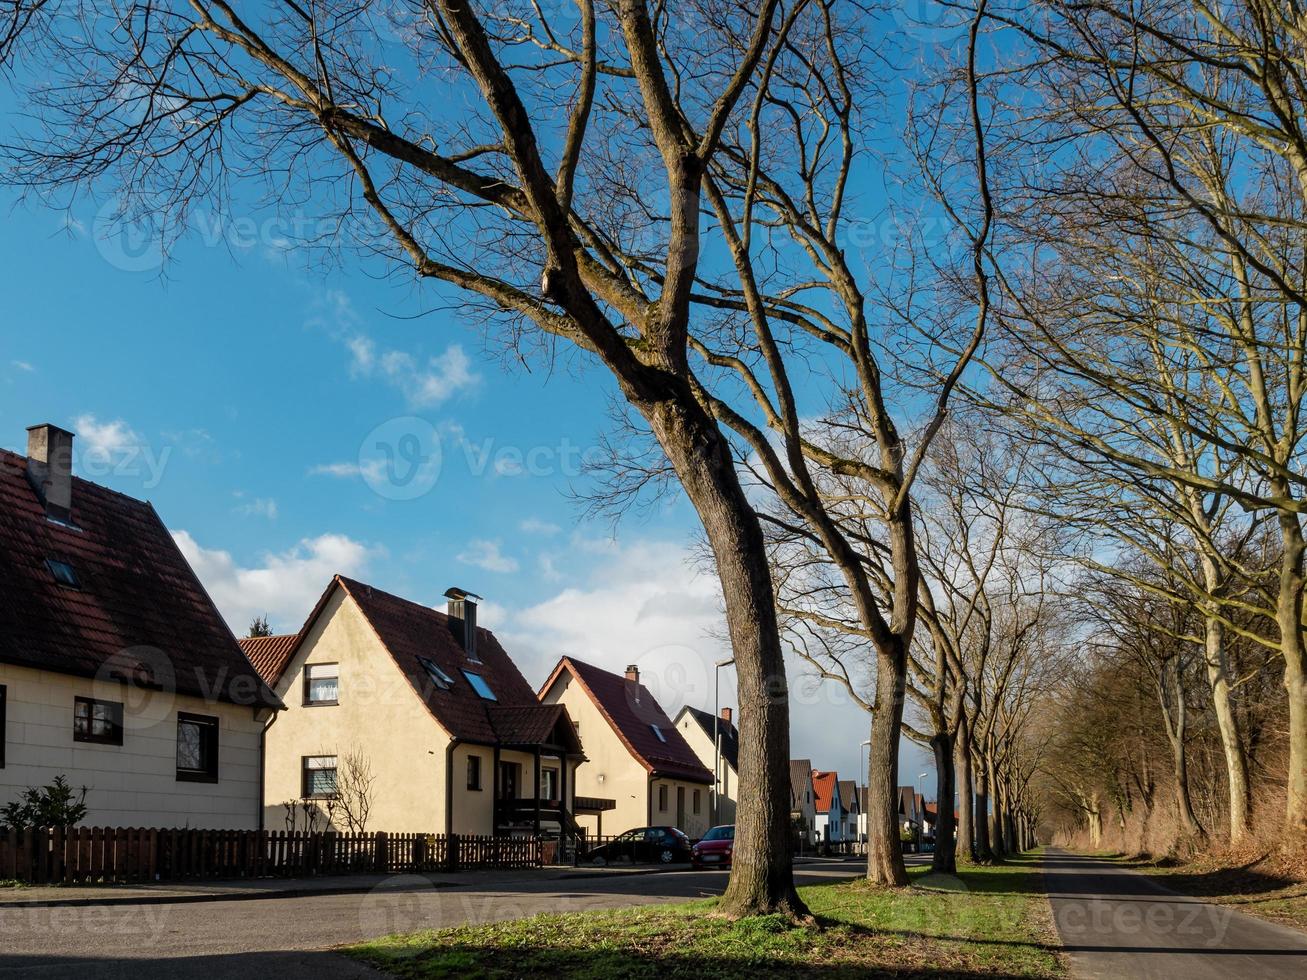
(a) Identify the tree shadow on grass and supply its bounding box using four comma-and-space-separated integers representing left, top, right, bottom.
354, 942, 1054, 979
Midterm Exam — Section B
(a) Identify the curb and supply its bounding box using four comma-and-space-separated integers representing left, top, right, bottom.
0, 863, 694, 910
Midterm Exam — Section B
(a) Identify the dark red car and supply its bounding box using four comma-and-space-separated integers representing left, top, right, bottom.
690, 824, 734, 869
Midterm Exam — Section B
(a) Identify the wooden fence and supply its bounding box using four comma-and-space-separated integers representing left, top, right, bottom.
0, 827, 541, 885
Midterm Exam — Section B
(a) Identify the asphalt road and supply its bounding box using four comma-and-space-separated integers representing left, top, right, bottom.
0, 859, 873, 978
1045, 847, 1307, 979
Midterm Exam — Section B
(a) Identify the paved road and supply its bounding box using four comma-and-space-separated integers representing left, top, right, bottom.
0, 858, 875, 978
1045, 847, 1307, 979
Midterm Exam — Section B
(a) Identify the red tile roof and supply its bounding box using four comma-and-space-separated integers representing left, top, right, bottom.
0, 449, 280, 708
281, 576, 582, 752
540, 657, 712, 784
812, 770, 838, 812
238, 634, 299, 687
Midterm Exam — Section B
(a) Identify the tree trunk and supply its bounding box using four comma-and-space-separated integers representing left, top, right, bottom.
645, 398, 807, 918
930, 730, 957, 874
955, 714, 976, 862
1196, 568, 1251, 844
986, 752, 1005, 860
973, 748, 993, 862
865, 654, 910, 886
1163, 676, 1204, 840
1276, 511, 1307, 853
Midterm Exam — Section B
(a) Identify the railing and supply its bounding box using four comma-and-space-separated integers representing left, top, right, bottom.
0, 827, 542, 885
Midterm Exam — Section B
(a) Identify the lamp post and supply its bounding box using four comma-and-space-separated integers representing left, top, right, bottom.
859, 739, 871, 845
713, 657, 734, 825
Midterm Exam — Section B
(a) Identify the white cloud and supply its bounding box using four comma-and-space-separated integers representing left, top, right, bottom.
173, 530, 376, 634
234, 495, 278, 519
538, 553, 563, 583
488, 535, 891, 781
11, 360, 34, 373
73, 413, 145, 459
457, 538, 520, 574
314, 289, 480, 408
308, 460, 387, 481
520, 517, 562, 536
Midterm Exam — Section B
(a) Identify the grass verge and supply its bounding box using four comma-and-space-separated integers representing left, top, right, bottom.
346, 850, 1063, 978
1108, 852, 1307, 931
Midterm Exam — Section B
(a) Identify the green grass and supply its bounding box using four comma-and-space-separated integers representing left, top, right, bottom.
345, 851, 1063, 978
0, 879, 26, 889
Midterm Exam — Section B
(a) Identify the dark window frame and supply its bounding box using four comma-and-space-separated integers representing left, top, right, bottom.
302, 662, 340, 706
693, 789, 701, 814
73, 696, 124, 746
46, 558, 80, 588
302, 754, 338, 799
176, 712, 220, 783
467, 754, 482, 791
657, 784, 668, 811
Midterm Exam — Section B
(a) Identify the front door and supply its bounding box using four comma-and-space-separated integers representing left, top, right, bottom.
498, 761, 520, 800
676, 786, 686, 830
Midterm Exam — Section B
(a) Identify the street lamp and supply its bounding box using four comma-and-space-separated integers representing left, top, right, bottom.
859, 739, 871, 845
712, 657, 734, 825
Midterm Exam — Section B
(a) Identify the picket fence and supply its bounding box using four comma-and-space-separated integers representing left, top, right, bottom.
0, 827, 541, 885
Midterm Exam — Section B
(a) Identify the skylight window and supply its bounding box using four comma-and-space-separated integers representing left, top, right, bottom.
46, 559, 79, 588
650, 724, 667, 743
419, 657, 454, 690
462, 670, 497, 701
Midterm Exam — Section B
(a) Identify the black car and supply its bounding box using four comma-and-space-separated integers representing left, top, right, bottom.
586, 826, 693, 865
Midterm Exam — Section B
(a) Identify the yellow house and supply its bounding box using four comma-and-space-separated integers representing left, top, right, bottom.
539, 658, 713, 839
0, 424, 281, 830
246, 577, 584, 838
673, 705, 738, 828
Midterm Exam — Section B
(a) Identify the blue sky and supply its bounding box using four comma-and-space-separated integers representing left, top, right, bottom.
1, 191, 935, 798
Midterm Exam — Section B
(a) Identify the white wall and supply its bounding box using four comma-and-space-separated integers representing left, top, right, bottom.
1, 662, 264, 829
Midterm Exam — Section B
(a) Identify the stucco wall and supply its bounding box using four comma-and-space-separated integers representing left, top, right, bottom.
0, 662, 264, 829
542, 673, 711, 838
674, 710, 736, 827
262, 588, 450, 833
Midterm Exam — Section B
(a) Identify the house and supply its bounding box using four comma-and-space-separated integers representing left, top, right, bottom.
838, 780, 860, 842
539, 658, 714, 838
790, 759, 817, 847
898, 785, 922, 849
672, 704, 738, 826
0, 423, 281, 828
812, 770, 847, 843
248, 578, 585, 838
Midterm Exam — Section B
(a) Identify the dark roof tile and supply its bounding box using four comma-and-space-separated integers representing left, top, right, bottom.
0, 449, 279, 708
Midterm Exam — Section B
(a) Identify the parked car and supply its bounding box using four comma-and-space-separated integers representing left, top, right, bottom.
691, 824, 734, 869
587, 826, 692, 866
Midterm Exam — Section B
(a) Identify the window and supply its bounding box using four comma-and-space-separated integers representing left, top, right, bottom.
542, 767, 558, 801
303, 663, 339, 705
461, 670, 497, 702
693, 789, 701, 814
74, 696, 123, 745
0, 684, 6, 769
467, 755, 482, 791
658, 784, 668, 811
176, 712, 219, 782
419, 657, 454, 690
46, 559, 79, 588
302, 755, 338, 798
650, 724, 667, 743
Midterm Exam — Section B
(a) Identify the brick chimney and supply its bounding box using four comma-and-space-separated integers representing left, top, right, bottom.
624, 664, 640, 683
26, 423, 75, 524
720, 707, 733, 725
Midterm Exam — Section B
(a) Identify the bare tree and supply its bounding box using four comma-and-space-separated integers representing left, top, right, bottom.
326, 749, 376, 835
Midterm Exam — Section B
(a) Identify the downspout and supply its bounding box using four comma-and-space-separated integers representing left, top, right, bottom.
647, 772, 655, 826
257, 707, 280, 832
445, 737, 463, 835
